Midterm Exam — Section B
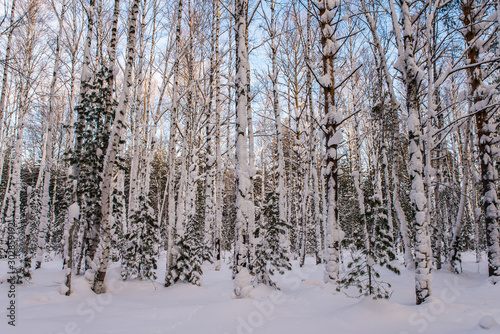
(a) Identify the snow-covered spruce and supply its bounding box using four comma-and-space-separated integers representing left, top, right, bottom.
254, 192, 292, 288
122, 195, 160, 281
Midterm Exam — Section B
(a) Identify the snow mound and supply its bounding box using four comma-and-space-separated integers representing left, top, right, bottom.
58, 283, 69, 295
234, 267, 252, 298
478, 316, 499, 330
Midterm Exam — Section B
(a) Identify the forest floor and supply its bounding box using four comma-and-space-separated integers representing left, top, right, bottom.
0, 252, 499, 334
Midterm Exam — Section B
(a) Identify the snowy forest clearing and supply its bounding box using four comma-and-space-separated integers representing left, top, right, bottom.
1, 253, 499, 334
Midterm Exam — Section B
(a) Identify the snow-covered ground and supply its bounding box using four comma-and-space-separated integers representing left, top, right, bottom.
0, 252, 499, 334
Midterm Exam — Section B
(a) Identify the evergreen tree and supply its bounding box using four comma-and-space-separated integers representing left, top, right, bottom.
337, 177, 400, 299
165, 218, 203, 287
254, 192, 291, 288
122, 195, 160, 281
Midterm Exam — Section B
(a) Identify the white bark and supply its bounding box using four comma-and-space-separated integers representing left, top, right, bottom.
213, 0, 222, 271
64, 0, 96, 294
233, 0, 253, 298
93, 0, 141, 294
318, 0, 342, 284
36, 0, 67, 269
448, 120, 471, 271
461, 0, 499, 282
390, 0, 432, 304
393, 162, 415, 270
0, 0, 17, 189
269, 0, 289, 262
165, 0, 182, 286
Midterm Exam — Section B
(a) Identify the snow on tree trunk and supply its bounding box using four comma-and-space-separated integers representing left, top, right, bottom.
233, 0, 253, 298
93, 0, 141, 294
305, 0, 322, 265
424, 3, 438, 271
406, 37, 432, 307
269, 0, 289, 265
390, 0, 432, 304
317, 0, 342, 284
461, 0, 499, 281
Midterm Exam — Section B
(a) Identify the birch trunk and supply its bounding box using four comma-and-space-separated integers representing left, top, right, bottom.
233, 0, 253, 298
461, 0, 499, 281
448, 120, 471, 271
204, 0, 219, 260
390, 0, 432, 304
245, 0, 256, 273
269, 0, 289, 264
35, 0, 67, 269
165, 0, 182, 286
319, 0, 341, 283
213, 0, 222, 271
4, 0, 37, 273
63, 0, 96, 294
393, 162, 415, 269
0, 0, 17, 189
93, 0, 141, 294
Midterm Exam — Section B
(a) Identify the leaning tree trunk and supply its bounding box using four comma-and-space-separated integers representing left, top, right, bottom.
93, 0, 141, 294
63, 0, 97, 294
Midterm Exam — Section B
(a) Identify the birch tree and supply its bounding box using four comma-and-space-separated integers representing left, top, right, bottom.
165, 0, 182, 287
389, 0, 433, 304
35, 0, 67, 270
460, 0, 499, 281
233, 0, 253, 298
93, 0, 141, 294
314, 0, 344, 284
